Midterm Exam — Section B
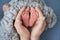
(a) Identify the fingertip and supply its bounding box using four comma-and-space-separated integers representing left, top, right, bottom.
20, 7, 26, 11
35, 7, 39, 11
35, 7, 42, 15
18, 7, 26, 17
25, 7, 30, 12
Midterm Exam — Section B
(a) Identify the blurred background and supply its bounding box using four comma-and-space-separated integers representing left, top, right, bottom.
0, 0, 60, 40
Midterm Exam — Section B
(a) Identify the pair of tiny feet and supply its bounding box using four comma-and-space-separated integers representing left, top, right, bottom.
3, 4, 39, 27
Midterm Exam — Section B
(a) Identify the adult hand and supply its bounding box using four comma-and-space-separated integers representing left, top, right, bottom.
31, 7, 46, 40
14, 7, 30, 40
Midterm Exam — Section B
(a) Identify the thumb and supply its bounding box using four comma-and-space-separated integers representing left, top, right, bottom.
14, 7, 26, 34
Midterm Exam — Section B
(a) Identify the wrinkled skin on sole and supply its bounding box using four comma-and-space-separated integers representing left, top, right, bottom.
22, 7, 39, 27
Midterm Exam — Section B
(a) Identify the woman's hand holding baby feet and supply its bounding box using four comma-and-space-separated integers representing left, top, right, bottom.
14, 7, 46, 40
3, 3, 46, 40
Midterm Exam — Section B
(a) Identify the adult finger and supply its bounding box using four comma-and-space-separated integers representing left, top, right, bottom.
35, 7, 43, 17
16, 7, 26, 20
31, 21, 46, 37
35, 7, 45, 21
14, 7, 26, 28
25, 7, 30, 12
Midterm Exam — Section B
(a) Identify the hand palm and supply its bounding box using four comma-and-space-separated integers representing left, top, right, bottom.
14, 7, 30, 38
31, 7, 46, 37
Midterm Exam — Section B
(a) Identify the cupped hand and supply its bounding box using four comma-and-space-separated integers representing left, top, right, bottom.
31, 7, 46, 40
3, 3, 46, 40
14, 7, 30, 40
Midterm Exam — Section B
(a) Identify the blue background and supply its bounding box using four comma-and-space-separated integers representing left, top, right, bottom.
0, 0, 60, 40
